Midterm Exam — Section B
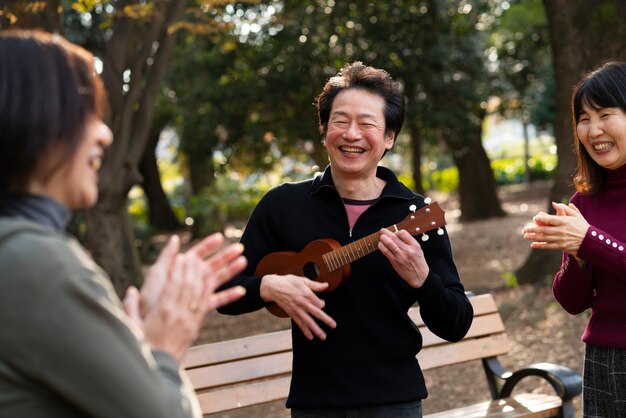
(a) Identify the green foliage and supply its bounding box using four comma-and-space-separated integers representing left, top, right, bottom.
188, 175, 266, 236
490, 154, 556, 184
501, 271, 519, 288
490, 155, 557, 184
489, 0, 553, 129
126, 170, 267, 242
397, 173, 416, 192
427, 167, 459, 193
71, 0, 101, 14
529, 65, 555, 130
164, 0, 508, 191
527, 153, 556, 180
491, 158, 525, 184
127, 186, 151, 234
424, 153, 556, 192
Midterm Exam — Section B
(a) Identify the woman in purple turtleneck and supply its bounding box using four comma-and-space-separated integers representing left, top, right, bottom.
523, 61, 626, 418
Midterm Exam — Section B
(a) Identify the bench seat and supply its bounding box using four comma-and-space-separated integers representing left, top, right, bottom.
183, 293, 582, 417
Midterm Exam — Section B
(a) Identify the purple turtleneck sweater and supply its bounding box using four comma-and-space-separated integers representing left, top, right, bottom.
553, 163, 626, 348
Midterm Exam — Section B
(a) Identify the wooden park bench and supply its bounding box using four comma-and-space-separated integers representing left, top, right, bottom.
182, 293, 582, 417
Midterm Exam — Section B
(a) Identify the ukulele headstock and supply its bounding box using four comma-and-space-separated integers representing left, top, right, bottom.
396, 199, 446, 241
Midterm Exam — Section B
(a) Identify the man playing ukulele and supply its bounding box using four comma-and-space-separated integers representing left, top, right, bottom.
218, 62, 473, 418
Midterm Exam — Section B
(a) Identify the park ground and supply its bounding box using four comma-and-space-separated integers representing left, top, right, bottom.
195, 180, 587, 417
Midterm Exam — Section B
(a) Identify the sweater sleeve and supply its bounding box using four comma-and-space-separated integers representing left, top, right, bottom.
217, 189, 278, 314
552, 250, 594, 316
414, 226, 474, 342
577, 225, 626, 280
553, 223, 626, 315
27, 238, 201, 418
551, 193, 595, 315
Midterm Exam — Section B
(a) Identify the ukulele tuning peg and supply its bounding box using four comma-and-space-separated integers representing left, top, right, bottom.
421, 233, 429, 242
437, 228, 444, 236
424, 197, 432, 205
409, 204, 417, 212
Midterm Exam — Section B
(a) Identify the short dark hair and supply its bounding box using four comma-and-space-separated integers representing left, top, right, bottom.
0, 29, 106, 192
572, 61, 626, 193
315, 62, 405, 142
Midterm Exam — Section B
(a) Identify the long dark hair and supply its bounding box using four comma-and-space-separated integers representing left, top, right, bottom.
0, 29, 106, 192
572, 61, 626, 193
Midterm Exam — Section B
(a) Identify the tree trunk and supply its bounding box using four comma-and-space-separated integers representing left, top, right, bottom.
403, 81, 425, 195
140, 130, 181, 231
85, 193, 143, 292
516, 0, 626, 284
409, 122, 425, 195
188, 157, 217, 194
452, 136, 506, 221
86, 0, 187, 297
187, 156, 218, 237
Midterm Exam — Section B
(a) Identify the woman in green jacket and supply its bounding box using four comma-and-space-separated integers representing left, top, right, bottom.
0, 29, 246, 418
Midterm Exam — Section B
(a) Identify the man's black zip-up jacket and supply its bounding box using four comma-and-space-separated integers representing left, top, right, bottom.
218, 165, 473, 408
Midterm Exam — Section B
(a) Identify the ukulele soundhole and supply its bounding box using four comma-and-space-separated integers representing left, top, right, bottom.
303, 261, 321, 280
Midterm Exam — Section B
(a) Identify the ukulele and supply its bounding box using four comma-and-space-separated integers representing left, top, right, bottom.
255, 200, 446, 317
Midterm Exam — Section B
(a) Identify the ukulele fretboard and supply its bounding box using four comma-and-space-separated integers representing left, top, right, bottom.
322, 226, 398, 272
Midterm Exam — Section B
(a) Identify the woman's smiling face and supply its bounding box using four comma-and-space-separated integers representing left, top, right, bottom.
577, 103, 626, 171
27, 117, 113, 210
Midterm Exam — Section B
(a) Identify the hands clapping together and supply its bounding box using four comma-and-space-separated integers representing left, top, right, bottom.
124, 233, 247, 361
522, 202, 590, 261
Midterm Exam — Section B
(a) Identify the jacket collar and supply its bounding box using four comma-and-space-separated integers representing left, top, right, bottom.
311, 165, 414, 200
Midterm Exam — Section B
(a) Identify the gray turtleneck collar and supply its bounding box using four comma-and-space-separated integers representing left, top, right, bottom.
0, 193, 71, 231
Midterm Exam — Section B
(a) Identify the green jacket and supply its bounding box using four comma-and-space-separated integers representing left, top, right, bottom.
0, 219, 201, 418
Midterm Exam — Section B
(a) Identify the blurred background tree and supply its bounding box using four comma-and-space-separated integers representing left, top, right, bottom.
488, 0, 552, 184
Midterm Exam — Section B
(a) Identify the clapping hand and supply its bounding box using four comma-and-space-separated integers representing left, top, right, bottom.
522, 202, 590, 257
124, 233, 247, 360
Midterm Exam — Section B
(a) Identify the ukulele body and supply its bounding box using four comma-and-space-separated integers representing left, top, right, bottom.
255, 238, 351, 317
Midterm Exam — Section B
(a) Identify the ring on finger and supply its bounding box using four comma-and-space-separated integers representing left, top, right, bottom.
394, 247, 401, 253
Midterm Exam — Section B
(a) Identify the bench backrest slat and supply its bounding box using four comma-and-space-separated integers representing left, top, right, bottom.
420, 312, 505, 347
185, 293, 509, 415
183, 329, 292, 369
196, 376, 292, 413
408, 293, 498, 327
419, 333, 510, 371
188, 351, 292, 390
